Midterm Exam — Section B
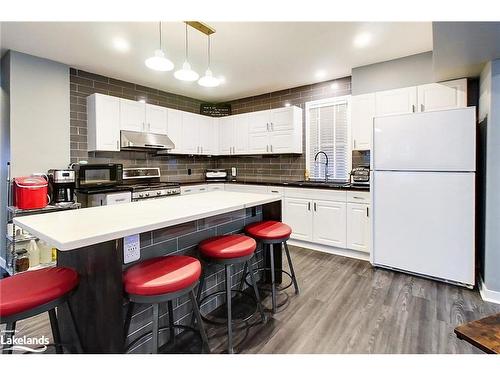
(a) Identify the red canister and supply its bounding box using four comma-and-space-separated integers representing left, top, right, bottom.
14, 176, 50, 210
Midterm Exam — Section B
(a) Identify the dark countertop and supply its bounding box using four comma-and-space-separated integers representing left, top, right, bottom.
178, 179, 370, 192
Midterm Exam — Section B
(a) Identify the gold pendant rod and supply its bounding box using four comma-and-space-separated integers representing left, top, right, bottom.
185, 21, 216, 35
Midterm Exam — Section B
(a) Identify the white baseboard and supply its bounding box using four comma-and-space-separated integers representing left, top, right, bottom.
287, 239, 370, 262
479, 275, 500, 304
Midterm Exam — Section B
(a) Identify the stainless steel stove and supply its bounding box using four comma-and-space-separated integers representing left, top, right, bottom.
122, 167, 180, 201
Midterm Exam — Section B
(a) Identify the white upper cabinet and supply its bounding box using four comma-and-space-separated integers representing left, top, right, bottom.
244, 106, 303, 155
218, 116, 234, 154
145, 104, 168, 134
166, 108, 183, 153
375, 86, 418, 116
199, 116, 219, 155
248, 110, 271, 133
270, 107, 295, 131
417, 78, 467, 112
351, 93, 375, 150
87, 94, 121, 152
119, 98, 146, 132
233, 114, 249, 154
181, 112, 199, 154
119, 99, 167, 135
87, 93, 302, 155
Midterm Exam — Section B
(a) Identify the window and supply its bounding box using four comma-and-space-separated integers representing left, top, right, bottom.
305, 96, 351, 181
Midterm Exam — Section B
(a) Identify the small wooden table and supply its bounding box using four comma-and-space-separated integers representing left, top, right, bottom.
454, 313, 500, 354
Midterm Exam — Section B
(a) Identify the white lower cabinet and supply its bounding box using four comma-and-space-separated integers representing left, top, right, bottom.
283, 187, 371, 256
283, 198, 313, 241
312, 200, 347, 247
346, 203, 370, 253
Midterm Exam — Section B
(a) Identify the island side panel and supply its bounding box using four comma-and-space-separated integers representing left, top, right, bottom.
262, 200, 283, 283
57, 239, 124, 353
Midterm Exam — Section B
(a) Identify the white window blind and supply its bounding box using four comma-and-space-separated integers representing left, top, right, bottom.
307, 98, 349, 181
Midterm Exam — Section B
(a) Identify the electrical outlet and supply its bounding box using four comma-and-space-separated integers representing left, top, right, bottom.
123, 234, 140, 264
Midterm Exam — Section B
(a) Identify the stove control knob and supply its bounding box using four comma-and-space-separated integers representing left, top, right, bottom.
145, 193, 150, 197
138, 193, 144, 198
157, 191, 162, 196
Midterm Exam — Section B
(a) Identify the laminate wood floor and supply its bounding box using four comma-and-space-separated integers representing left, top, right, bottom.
5, 246, 500, 354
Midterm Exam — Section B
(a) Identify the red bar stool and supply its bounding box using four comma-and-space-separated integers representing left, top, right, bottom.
244, 221, 299, 313
196, 234, 266, 354
0, 267, 82, 354
123, 255, 210, 354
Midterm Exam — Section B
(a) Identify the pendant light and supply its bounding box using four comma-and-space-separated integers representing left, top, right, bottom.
198, 34, 220, 88
174, 23, 199, 81
145, 22, 174, 72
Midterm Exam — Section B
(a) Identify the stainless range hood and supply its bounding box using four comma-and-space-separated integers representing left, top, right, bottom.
120, 130, 175, 151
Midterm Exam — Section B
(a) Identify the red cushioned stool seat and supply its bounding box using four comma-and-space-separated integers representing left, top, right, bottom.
0, 267, 79, 318
198, 234, 256, 259
245, 221, 292, 241
123, 255, 201, 296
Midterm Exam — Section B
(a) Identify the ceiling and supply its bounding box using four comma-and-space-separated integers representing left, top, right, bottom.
1, 22, 432, 102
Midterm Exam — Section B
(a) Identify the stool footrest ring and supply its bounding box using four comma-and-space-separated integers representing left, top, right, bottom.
199, 289, 258, 326
243, 267, 293, 292
125, 324, 201, 353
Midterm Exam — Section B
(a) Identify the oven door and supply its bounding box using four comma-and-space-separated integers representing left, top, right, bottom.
76, 164, 123, 188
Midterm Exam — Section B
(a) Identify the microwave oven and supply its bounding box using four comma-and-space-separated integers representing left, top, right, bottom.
73, 163, 123, 189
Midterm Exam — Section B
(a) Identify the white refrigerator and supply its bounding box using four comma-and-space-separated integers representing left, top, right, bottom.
371, 107, 476, 287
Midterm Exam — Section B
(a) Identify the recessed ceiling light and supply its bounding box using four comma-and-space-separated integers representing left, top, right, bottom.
284, 102, 291, 107
353, 33, 372, 48
138, 99, 146, 104
112, 37, 130, 53
315, 70, 327, 79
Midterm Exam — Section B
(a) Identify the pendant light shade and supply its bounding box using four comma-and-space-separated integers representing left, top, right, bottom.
198, 34, 220, 88
198, 68, 220, 87
174, 24, 199, 81
175, 61, 199, 81
145, 22, 174, 72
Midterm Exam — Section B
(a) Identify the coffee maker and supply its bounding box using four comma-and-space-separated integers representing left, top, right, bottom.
48, 169, 76, 205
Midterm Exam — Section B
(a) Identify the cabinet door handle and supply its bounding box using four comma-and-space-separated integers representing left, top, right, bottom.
314, 202, 317, 211
266, 122, 269, 131
412, 104, 416, 113
308, 202, 311, 211
270, 145, 273, 152
420, 104, 424, 112
117, 140, 119, 149
266, 145, 269, 152
353, 139, 357, 149
201, 146, 203, 154
366, 207, 369, 217
271, 122, 274, 131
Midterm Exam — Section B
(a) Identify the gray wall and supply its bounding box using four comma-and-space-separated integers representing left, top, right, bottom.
1, 51, 10, 265
8, 51, 70, 176
480, 59, 500, 293
433, 22, 500, 81
351, 52, 433, 95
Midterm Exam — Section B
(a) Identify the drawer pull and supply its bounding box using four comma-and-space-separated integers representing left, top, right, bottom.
271, 190, 279, 193
308, 202, 311, 211
353, 196, 364, 199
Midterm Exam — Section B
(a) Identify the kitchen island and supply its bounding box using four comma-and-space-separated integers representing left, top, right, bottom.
13, 191, 282, 353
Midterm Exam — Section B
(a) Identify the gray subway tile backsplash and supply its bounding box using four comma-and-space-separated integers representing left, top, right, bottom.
69, 69, 351, 182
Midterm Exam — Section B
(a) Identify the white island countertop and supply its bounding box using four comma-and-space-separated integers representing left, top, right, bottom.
13, 191, 280, 251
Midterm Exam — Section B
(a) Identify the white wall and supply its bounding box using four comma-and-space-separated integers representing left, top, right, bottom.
8, 50, 70, 177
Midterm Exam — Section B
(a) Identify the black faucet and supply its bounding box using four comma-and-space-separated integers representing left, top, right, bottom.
314, 151, 329, 182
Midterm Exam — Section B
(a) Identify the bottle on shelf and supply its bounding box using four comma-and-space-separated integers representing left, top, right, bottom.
39, 240, 52, 264
51, 247, 58, 262
27, 240, 40, 267
15, 249, 30, 273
